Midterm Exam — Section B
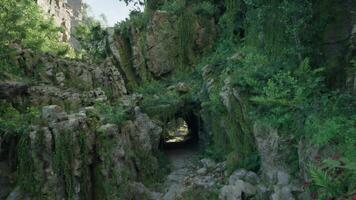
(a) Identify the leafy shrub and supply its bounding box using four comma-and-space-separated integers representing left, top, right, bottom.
0, 0, 69, 54
73, 5, 108, 63
160, 0, 186, 13
309, 158, 356, 199
130, 10, 149, 30
96, 102, 129, 125
0, 101, 39, 139
192, 2, 217, 16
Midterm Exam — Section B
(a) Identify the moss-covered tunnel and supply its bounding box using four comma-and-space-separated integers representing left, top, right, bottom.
159, 105, 201, 150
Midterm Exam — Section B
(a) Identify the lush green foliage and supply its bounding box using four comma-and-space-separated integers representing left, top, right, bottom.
3, 0, 354, 198
0, 0, 70, 78
0, 101, 39, 139
96, 102, 129, 125
309, 157, 356, 199
0, 0, 69, 53
73, 4, 108, 62
187, 0, 355, 195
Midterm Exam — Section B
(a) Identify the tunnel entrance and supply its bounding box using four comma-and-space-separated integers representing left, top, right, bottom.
159, 110, 200, 150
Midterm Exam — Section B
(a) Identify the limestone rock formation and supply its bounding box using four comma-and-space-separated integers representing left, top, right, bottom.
36, 0, 83, 45
109, 9, 216, 82
146, 11, 178, 77
15, 103, 163, 199
9, 47, 127, 109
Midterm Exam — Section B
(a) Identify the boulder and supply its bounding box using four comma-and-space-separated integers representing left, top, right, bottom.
271, 186, 295, 200
133, 107, 162, 152
41, 105, 67, 122
176, 82, 190, 93
200, 158, 216, 169
229, 169, 247, 185
197, 168, 208, 175
219, 185, 242, 200
128, 182, 162, 200
277, 171, 290, 186
192, 175, 216, 188
220, 179, 257, 200
253, 122, 291, 184
245, 171, 260, 185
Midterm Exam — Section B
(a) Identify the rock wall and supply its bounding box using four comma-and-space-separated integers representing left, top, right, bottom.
14, 105, 161, 199
0, 47, 164, 199
109, 9, 216, 83
36, 0, 83, 45
8, 46, 127, 107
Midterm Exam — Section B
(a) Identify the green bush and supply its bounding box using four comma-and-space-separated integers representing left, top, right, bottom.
96, 102, 129, 125
73, 4, 108, 63
0, 0, 69, 54
192, 2, 218, 16
160, 0, 186, 13
0, 101, 39, 139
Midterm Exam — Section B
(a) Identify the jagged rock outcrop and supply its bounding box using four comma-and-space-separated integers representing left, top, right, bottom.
145, 11, 178, 77
200, 63, 306, 200
36, 0, 83, 45
253, 123, 291, 185
8, 47, 127, 110
0, 47, 163, 199
109, 9, 216, 82
15, 103, 163, 199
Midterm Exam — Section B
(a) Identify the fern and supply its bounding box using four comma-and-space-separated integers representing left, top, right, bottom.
310, 165, 342, 198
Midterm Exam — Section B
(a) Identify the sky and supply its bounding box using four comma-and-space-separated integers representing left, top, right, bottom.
83, 0, 141, 26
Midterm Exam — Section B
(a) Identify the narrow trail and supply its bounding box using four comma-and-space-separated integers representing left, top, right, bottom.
160, 145, 200, 200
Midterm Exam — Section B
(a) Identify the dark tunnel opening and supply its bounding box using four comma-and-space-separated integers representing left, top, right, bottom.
159, 109, 201, 150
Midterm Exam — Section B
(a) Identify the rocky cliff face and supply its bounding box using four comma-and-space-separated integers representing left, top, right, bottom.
36, 0, 83, 45
1, 1, 355, 199
109, 9, 216, 83
0, 46, 164, 199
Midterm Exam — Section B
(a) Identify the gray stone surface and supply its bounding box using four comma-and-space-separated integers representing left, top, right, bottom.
229, 169, 247, 185
36, 0, 83, 45
271, 186, 295, 200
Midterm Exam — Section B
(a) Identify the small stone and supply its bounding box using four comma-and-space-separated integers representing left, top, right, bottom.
244, 171, 260, 185
192, 175, 216, 188
271, 186, 295, 200
219, 180, 257, 199
243, 182, 257, 196
277, 171, 289, 186
256, 184, 269, 194
55, 72, 65, 85
215, 162, 226, 173
197, 168, 208, 175
229, 169, 247, 185
201, 158, 216, 169
219, 185, 242, 200
176, 82, 190, 93
42, 105, 67, 122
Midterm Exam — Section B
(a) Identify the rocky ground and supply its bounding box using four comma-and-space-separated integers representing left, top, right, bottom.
161, 146, 200, 200
141, 146, 308, 200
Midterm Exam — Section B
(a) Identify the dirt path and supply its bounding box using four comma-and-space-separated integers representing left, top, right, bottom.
160, 146, 200, 200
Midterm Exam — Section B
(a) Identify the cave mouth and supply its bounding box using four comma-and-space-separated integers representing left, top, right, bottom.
159, 111, 200, 150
